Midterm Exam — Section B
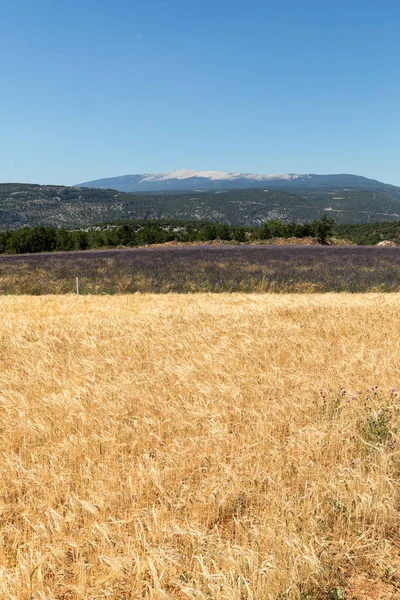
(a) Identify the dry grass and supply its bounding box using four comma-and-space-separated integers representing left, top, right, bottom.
0, 294, 400, 599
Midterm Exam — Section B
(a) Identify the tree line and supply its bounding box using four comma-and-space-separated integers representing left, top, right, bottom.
0, 215, 345, 255
333, 221, 400, 245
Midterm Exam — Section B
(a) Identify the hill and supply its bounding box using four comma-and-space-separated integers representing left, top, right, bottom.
1, 183, 400, 229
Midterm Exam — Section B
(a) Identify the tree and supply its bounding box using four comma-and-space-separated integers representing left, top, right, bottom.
233, 227, 246, 242
260, 220, 286, 239
313, 214, 335, 244
200, 224, 218, 241
116, 224, 133, 246
215, 224, 232, 240
56, 228, 73, 251
71, 230, 89, 250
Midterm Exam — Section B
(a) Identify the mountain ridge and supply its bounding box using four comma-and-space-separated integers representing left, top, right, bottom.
1, 182, 400, 230
77, 171, 399, 195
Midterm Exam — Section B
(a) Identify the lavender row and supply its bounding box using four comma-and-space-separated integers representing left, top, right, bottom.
0, 245, 398, 294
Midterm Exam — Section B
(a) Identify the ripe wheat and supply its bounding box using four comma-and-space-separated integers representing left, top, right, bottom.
0, 294, 399, 599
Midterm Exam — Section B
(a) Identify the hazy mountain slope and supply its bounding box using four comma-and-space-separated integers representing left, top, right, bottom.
0, 184, 400, 230
78, 170, 400, 199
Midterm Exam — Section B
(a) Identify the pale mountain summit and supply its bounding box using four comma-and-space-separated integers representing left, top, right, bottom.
77, 171, 388, 193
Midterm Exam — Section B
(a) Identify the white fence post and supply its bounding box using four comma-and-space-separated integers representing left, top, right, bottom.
76, 277, 79, 295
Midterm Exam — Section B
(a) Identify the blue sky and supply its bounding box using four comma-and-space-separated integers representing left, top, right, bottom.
1, 0, 399, 185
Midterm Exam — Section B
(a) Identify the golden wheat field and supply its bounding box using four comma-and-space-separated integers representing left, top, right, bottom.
0, 294, 400, 600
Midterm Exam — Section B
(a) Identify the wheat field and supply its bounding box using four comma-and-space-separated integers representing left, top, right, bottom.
0, 294, 399, 599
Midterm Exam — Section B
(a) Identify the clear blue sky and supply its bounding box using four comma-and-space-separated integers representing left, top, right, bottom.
1, 0, 399, 185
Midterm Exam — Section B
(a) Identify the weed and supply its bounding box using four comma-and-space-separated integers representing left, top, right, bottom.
360, 407, 397, 447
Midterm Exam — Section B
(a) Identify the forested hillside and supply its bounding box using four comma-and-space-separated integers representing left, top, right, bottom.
1, 183, 400, 230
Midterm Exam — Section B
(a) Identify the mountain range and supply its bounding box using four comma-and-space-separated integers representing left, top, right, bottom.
0, 183, 399, 230
78, 170, 400, 196
0, 172, 400, 230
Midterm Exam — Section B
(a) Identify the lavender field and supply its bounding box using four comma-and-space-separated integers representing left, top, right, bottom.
0, 245, 399, 294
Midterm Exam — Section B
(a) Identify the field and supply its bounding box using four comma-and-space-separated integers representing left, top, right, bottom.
0, 245, 399, 294
1, 294, 400, 599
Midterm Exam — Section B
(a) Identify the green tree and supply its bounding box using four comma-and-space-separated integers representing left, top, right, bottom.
260, 220, 286, 239
200, 224, 218, 241
215, 224, 232, 240
71, 230, 89, 250
56, 228, 73, 251
313, 214, 335, 244
116, 224, 133, 246
233, 227, 246, 242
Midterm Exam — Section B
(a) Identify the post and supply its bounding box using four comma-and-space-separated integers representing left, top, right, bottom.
76, 277, 79, 295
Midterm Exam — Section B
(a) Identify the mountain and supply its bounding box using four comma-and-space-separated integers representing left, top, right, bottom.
1, 183, 400, 230
78, 170, 400, 197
